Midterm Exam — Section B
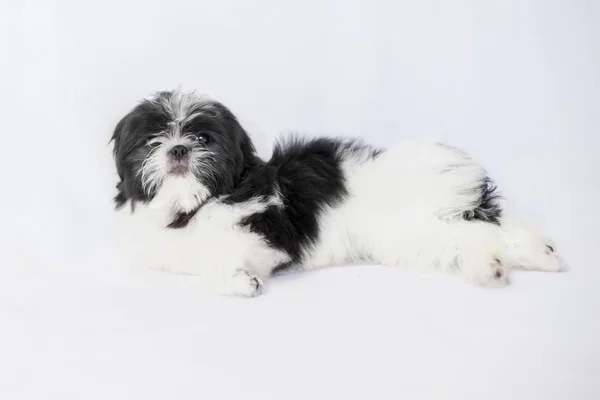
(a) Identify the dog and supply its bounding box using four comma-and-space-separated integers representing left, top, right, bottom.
110, 90, 565, 297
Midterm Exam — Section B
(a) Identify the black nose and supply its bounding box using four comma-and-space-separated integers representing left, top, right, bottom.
170, 145, 188, 159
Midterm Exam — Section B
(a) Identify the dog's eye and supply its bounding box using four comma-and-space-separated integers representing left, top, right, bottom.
195, 133, 209, 145
146, 137, 161, 147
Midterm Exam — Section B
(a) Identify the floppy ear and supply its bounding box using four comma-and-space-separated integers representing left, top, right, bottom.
110, 114, 129, 180
111, 108, 151, 209
110, 97, 174, 209
110, 113, 133, 208
216, 104, 262, 180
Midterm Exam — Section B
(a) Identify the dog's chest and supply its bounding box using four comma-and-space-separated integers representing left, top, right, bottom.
115, 200, 289, 276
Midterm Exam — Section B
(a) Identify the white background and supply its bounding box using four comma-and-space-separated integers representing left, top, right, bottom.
1, 1, 599, 399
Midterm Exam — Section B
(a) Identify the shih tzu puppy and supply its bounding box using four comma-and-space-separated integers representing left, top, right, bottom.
111, 90, 565, 297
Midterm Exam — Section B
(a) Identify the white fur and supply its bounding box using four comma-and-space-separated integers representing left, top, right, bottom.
140, 130, 214, 210
116, 141, 565, 297
151, 90, 215, 123
117, 175, 290, 297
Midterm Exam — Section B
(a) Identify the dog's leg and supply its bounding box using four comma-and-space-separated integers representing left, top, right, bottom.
451, 221, 510, 287
194, 227, 287, 297
453, 217, 566, 287
206, 268, 265, 297
500, 216, 567, 272
457, 247, 509, 288
358, 212, 510, 287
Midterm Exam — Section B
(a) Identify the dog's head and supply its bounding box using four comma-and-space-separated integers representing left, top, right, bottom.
111, 90, 257, 214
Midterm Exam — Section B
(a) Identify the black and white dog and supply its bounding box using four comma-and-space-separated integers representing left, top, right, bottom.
111, 90, 565, 297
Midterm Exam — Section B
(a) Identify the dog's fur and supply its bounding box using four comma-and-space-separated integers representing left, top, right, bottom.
111, 90, 565, 296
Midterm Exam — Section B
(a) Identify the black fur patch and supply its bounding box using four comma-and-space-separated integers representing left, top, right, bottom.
463, 177, 503, 224
435, 143, 503, 225
230, 137, 380, 267
168, 208, 201, 229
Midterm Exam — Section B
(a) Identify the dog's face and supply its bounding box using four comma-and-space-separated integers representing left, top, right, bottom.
111, 91, 255, 212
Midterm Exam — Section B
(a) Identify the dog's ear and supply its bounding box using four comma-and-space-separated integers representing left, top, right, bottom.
111, 106, 152, 206
110, 97, 174, 208
113, 181, 128, 209
214, 103, 261, 177
110, 112, 134, 208
111, 107, 142, 180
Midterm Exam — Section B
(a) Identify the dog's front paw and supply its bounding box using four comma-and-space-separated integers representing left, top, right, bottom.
217, 270, 264, 298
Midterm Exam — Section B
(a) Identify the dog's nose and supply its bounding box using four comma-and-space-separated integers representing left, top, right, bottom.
170, 145, 188, 159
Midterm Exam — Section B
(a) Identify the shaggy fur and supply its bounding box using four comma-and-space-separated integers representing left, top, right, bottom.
111, 90, 565, 297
